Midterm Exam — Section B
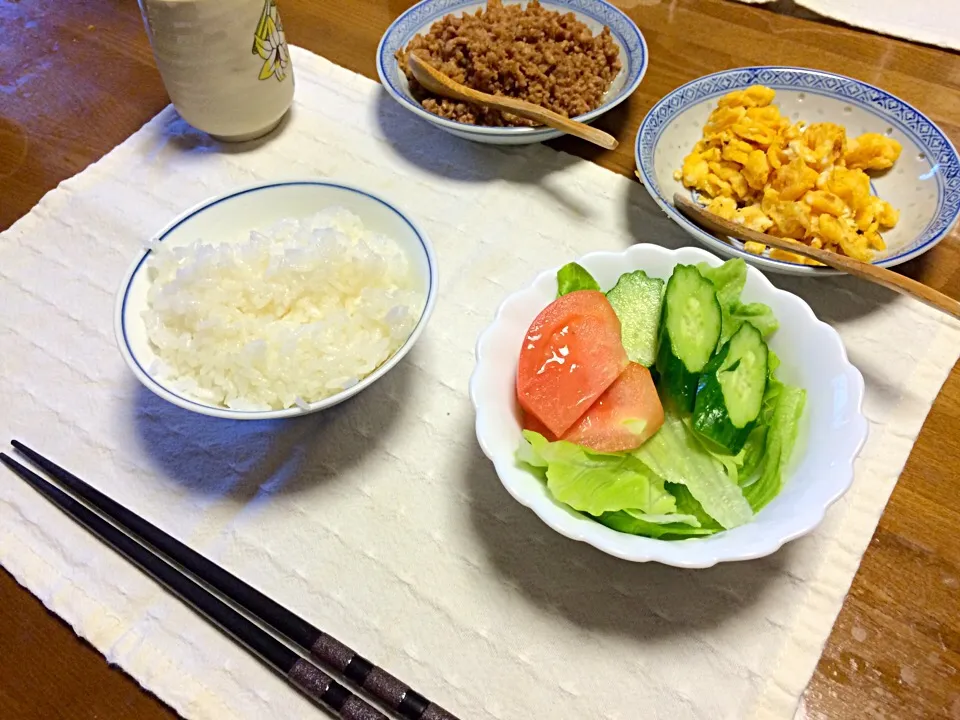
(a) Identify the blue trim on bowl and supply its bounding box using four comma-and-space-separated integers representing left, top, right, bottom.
377, 0, 648, 135
120, 180, 435, 415
635, 66, 960, 270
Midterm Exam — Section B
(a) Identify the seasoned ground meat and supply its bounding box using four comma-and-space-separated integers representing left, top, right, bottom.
396, 0, 622, 127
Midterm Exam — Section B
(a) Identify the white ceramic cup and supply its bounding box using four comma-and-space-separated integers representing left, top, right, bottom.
138, 0, 295, 142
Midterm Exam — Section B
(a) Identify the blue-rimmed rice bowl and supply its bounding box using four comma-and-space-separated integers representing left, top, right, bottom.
377, 0, 648, 145
114, 180, 438, 420
635, 67, 960, 276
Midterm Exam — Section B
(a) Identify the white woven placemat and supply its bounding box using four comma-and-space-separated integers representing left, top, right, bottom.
729, 0, 960, 51
1, 47, 958, 720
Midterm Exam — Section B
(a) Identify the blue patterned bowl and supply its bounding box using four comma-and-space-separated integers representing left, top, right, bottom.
635, 67, 960, 276
376, 0, 647, 145
115, 180, 438, 420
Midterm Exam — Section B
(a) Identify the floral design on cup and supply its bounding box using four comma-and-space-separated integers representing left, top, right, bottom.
252, 0, 289, 81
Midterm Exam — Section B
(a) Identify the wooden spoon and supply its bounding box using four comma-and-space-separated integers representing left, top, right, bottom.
672, 192, 960, 320
406, 52, 618, 151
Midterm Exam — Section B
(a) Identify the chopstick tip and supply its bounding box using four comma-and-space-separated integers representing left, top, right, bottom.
10, 439, 39, 461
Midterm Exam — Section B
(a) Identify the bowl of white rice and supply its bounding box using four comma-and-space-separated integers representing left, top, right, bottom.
115, 180, 438, 419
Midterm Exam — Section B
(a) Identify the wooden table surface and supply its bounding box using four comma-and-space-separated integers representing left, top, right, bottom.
1, 0, 958, 717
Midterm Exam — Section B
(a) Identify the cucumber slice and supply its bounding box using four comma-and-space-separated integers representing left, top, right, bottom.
663, 266, 723, 371
718, 323, 768, 426
656, 265, 722, 410
606, 270, 665, 367
692, 322, 768, 454
691, 346, 748, 454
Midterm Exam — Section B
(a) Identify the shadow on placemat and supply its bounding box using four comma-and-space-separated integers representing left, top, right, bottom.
460, 430, 792, 637
157, 105, 298, 156
624, 179, 701, 253
769, 272, 898, 324
375, 89, 602, 220
547, 89, 639, 164
131, 352, 415, 502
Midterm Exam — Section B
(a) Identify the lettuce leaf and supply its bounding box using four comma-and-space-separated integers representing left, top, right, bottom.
696, 259, 747, 310
736, 354, 782, 486
518, 431, 729, 540
516, 432, 549, 469
624, 510, 702, 527
594, 482, 726, 540
595, 510, 718, 539
669, 483, 724, 531
682, 415, 743, 485
737, 426, 767, 484
742, 382, 806, 512
519, 431, 678, 516
634, 413, 754, 529
697, 259, 778, 345
556, 262, 600, 297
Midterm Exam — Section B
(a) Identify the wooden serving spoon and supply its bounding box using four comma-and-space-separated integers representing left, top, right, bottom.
406, 52, 619, 151
672, 192, 960, 320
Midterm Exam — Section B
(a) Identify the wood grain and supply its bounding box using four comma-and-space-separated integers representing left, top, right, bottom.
1, 1, 958, 718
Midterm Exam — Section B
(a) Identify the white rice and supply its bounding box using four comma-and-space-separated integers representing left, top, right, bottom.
142, 207, 424, 411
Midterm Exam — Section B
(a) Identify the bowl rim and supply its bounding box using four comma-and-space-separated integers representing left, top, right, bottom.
113, 178, 439, 420
375, 0, 649, 138
469, 243, 869, 567
634, 65, 960, 276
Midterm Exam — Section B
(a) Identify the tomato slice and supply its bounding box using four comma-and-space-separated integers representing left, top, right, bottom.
516, 290, 629, 437
562, 363, 664, 453
521, 411, 557, 442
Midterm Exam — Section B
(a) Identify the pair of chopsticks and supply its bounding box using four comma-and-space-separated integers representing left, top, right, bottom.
0, 442, 457, 720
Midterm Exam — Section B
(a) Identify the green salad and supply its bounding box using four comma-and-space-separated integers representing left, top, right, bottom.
514, 259, 805, 540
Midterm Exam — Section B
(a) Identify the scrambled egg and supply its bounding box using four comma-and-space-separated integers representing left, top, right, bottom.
674, 86, 902, 264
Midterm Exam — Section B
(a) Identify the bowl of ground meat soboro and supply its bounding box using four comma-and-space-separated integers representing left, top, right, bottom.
376, 0, 648, 145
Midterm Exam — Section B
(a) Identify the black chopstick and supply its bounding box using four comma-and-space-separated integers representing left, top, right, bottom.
0, 452, 390, 720
7, 441, 458, 720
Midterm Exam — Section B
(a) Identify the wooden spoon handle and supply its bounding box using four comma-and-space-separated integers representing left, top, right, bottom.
462, 93, 618, 150
672, 192, 960, 320
406, 53, 618, 150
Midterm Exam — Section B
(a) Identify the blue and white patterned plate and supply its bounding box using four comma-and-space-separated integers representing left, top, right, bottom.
635, 67, 960, 276
376, 0, 647, 145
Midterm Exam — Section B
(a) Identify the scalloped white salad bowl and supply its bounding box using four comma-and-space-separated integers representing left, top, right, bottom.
469, 244, 867, 568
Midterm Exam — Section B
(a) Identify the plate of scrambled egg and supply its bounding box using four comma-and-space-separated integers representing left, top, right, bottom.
635, 67, 960, 275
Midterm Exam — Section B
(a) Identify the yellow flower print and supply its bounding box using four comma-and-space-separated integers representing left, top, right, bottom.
253, 0, 289, 81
